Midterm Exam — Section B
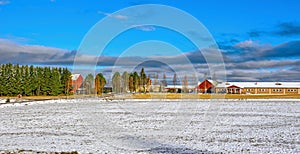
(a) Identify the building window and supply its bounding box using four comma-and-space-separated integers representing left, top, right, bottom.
259, 89, 267, 92
287, 89, 297, 92
246, 89, 253, 92
272, 89, 282, 92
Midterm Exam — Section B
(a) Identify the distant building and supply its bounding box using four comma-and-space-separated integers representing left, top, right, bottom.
197, 79, 300, 95
196, 79, 214, 93
70, 74, 83, 94
217, 81, 300, 95
164, 85, 196, 93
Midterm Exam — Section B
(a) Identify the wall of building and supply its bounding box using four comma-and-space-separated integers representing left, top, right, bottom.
243, 88, 299, 95
71, 75, 83, 93
197, 80, 213, 93
285, 88, 298, 94
243, 88, 255, 94
201, 80, 300, 95
256, 88, 269, 94
269, 88, 284, 94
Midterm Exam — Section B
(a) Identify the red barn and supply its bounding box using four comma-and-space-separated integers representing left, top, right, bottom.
197, 79, 214, 93
70, 74, 83, 93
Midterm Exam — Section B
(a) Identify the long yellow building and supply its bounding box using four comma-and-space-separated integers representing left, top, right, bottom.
200, 80, 300, 94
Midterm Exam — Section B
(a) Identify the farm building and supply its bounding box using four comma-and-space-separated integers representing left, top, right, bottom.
196, 79, 217, 93
198, 79, 300, 94
164, 85, 196, 93
70, 74, 83, 94
216, 82, 300, 94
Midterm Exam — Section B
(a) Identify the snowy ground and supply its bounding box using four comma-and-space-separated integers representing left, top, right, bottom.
0, 98, 299, 153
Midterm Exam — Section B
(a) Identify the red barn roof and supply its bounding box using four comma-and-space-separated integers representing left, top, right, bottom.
198, 79, 213, 90
228, 85, 241, 89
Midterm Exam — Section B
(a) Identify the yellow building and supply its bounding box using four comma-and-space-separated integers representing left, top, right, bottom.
214, 81, 300, 94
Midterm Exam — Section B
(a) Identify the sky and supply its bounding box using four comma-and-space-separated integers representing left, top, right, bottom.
0, 0, 300, 81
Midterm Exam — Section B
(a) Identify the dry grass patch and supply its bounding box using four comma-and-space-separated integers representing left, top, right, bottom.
129, 93, 300, 99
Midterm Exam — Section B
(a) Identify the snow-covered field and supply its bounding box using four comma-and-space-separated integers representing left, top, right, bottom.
0, 98, 299, 153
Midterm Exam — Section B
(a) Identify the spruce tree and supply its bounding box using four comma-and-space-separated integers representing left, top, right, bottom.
133, 71, 139, 92
49, 68, 62, 96
61, 68, 72, 95
128, 73, 134, 93
23, 65, 32, 96
140, 68, 147, 93
95, 73, 106, 95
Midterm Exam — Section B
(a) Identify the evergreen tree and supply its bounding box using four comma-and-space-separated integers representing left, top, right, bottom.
140, 68, 147, 93
6, 64, 14, 96
61, 68, 72, 95
13, 64, 21, 95
95, 73, 106, 95
41, 67, 51, 95
29, 65, 38, 96
49, 68, 62, 96
128, 73, 134, 92
0, 64, 72, 96
0, 65, 4, 96
23, 65, 32, 96
133, 71, 139, 92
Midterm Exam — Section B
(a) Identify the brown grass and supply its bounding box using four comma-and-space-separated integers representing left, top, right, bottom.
0, 95, 73, 100
2, 93, 300, 100
128, 93, 300, 99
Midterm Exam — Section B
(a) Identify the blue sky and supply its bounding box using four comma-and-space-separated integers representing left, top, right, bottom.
0, 0, 300, 81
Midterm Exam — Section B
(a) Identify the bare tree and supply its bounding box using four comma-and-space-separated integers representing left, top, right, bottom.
121, 71, 129, 93
182, 75, 188, 93
173, 73, 177, 93
112, 72, 121, 94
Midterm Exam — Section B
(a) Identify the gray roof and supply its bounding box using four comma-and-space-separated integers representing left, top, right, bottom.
216, 82, 300, 88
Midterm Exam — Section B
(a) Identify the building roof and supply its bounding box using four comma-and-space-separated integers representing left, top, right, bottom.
165, 85, 196, 89
71, 74, 81, 81
216, 82, 300, 88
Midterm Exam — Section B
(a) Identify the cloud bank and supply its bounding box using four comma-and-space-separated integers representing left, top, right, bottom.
0, 38, 299, 81
249, 22, 300, 37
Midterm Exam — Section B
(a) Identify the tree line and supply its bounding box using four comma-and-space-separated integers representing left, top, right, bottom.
0, 64, 72, 96
112, 68, 151, 93
85, 68, 193, 95
84, 68, 154, 95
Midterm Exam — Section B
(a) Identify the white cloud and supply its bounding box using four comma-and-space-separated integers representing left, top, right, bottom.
235, 40, 257, 48
98, 11, 128, 20
131, 25, 156, 31
0, 0, 9, 5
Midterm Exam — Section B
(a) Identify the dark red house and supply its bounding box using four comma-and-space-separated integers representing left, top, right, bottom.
197, 79, 214, 93
227, 85, 242, 94
70, 74, 83, 93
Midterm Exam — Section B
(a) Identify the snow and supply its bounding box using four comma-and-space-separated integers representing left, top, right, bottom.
216, 81, 300, 88
0, 99, 299, 153
71, 74, 81, 81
